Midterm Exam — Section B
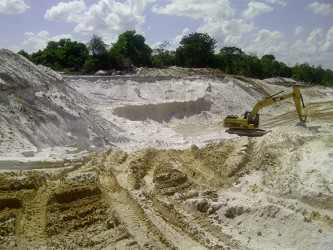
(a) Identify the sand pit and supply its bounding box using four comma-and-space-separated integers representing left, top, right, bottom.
1, 49, 333, 249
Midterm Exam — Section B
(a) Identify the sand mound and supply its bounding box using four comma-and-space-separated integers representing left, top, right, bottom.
0, 49, 128, 161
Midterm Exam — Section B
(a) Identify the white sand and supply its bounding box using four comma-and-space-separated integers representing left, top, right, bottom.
1, 49, 333, 249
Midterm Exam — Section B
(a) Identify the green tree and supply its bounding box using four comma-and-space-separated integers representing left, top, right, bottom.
30, 50, 43, 65
29, 39, 88, 72
86, 35, 109, 71
151, 41, 175, 68
17, 50, 30, 60
218, 47, 245, 74
62, 39, 88, 71
39, 40, 59, 68
16, 34, 332, 85
87, 35, 108, 56
109, 30, 152, 69
277, 62, 292, 78
237, 54, 264, 78
247, 54, 263, 78
54, 39, 88, 71
123, 30, 151, 66
292, 63, 333, 85
175, 32, 216, 68
83, 57, 98, 73
292, 63, 314, 83
261, 54, 277, 78
321, 69, 333, 86
220, 47, 244, 56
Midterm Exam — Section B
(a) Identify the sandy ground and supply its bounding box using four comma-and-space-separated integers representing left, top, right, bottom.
1, 50, 333, 249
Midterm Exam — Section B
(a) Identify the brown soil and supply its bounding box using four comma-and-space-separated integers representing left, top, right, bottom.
1, 125, 333, 249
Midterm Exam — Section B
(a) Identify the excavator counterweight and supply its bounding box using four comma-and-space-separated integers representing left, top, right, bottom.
223, 86, 306, 136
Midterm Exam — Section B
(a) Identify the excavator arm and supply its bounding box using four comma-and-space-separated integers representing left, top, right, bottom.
292, 85, 305, 122
223, 86, 306, 136
247, 86, 304, 124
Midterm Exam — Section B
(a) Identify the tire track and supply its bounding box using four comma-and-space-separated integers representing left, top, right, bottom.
152, 195, 237, 249
304, 101, 333, 122
142, 152, 238, 249
143, 203, 208, 250
139, 165, 209, 249
266, 194, 333, 233
99, 173, 173, 249
260, 111, 299, 128
259, 101, 333, 129
17, 190, 49, 249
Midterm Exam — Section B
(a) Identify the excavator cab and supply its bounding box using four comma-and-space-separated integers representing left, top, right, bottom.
243, 111, 259, 128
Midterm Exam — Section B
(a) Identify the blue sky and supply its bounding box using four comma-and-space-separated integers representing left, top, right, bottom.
0, 0, 332, 69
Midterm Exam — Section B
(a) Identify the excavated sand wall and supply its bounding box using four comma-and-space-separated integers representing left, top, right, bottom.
112, 97, 212, 122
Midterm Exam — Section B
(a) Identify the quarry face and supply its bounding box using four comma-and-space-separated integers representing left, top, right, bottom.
1, 49, 333, 249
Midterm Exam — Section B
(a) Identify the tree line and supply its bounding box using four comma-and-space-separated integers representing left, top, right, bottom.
18, 30, 333, 86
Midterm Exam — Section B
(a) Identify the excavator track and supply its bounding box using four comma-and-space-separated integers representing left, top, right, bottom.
225, 128, 268, 137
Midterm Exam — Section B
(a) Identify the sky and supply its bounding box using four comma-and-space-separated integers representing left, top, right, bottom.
0, 0, 332, 70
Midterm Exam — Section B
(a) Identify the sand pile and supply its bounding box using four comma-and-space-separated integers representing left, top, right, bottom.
0, 49, 127, 163
1, 50, 333, 249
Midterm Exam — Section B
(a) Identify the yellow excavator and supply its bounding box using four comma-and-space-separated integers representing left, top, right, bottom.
223, 86, 306, 136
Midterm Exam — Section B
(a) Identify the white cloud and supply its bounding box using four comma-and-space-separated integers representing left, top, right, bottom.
151, 0, 240, 49
246, 29, 287, 56
301, 27, 323, 54
44, 1, 87, 22
320, 26, 333, 52
170, 27, 190, 49
252, 29, 285, 44
197, 19, 255, 48
0, 0, 30, 14
21, 31, 73, 53
242, 27, 332, 69
265, 0, 286, 7
22, 31, 50, 52
44, 0, 150, 39
295, 26, 305, 36
243, 1, 273, 20
152, 0, 234, 21
149, 0, 332, 69
151, 27, 190, 51
286, 27, 332, 67
307, 1, 333, 16
150, 41, 163, 50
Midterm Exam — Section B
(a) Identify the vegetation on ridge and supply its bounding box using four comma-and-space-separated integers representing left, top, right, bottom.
17, 31, 333, 86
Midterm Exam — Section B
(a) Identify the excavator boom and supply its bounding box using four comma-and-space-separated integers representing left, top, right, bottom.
223, 86, 305, 136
